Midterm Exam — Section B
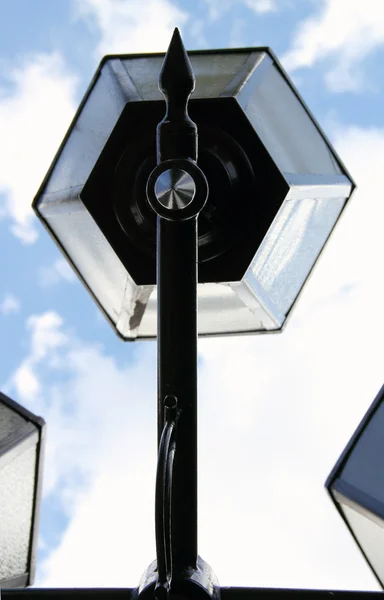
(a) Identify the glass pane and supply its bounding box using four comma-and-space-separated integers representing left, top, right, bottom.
136, 282, 279, 339
240, 64, 342, 176
40, 198, 286, 339
197, 282, 276, 335
42, 194, 346, 339
122, 52, 253, 100
46, 208, 131, 327
41, 68, 126, 202
191, 53, 256, 99
0, 404, 27, 447
0, 436, 38, 582
250, 196, 346, 316
341, 502, 384, 586
341, 400, 384, 506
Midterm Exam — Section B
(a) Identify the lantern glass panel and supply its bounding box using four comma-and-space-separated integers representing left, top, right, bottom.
250, 196, 346, 316
122, 51, 258, 100
45, 205, 132, 329
340, 502, 384, 586
239, 63, 341, 176
0, 393, 45, 587
137, 282, 280, 339
340, 399, 384, 504
40, 192, 348, 340
0, 436, 38, 584
0, 403, 30, 443
41, 71, 128, 205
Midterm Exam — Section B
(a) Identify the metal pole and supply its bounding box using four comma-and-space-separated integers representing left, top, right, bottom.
157, 214, 198, 572
156, 28, 199, 574
146, 28, 208, 579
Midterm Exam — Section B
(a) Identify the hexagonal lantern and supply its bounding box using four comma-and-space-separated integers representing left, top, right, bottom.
33, 48, 354, 340
326, 384, 384, 588
0, 391, 45, 588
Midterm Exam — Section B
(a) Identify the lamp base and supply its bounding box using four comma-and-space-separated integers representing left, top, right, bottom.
134, 557, 220, 600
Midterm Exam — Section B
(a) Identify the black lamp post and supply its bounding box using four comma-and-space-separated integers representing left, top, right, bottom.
5, 25, 380, 600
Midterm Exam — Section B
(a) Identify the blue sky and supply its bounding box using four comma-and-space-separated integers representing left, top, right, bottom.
1, 0, 384, 592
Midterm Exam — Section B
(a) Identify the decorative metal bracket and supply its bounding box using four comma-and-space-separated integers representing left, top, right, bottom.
155, 396, 179, 600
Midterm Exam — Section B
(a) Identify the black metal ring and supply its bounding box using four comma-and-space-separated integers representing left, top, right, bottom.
146, 159, 208, 221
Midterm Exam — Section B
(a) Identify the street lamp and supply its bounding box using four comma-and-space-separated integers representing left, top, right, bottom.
5, 26, 369, 600
0, 392, 45, 588
326, 384, 384, 588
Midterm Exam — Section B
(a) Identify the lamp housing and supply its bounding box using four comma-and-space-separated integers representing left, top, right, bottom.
33, 47, 354, 340
0, 392, 45, 588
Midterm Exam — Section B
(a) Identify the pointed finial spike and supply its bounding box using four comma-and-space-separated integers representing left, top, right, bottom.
156, 27, 198, 162
159, 27, 195, 97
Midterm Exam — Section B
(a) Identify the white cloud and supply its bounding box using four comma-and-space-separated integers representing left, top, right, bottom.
0, 53, 78, 243
201, 0, 232, 20
0, 293, 20, 315
189, 19, 209, 48
38, 257, 76, 287
197, 295, 382, 589
75, 0, 189, 58
282, 0, 384, 92
229, 18, 247, 47
203, 0, 278, 20
7, 310, 158, 585
34, 280, 382, 589
245, 0, 277, 13
27, 312, 68, 361
303, 124, 384, 296
13, 363, 40, 400
12, 311, 68, 403
36, 339, 157, 504
40, 465, 157, 586
196, 122, 384, 589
